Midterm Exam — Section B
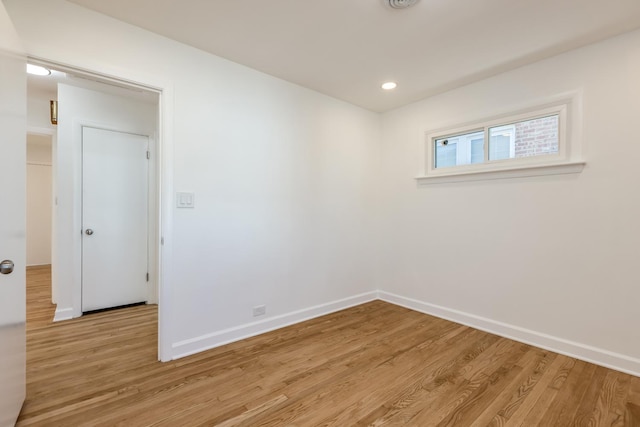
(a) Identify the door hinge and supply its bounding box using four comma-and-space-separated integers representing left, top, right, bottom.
146, 151, 150, 159
146, 272, 149, 282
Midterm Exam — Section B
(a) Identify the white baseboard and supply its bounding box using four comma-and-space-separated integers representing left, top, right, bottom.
171, 291, 379, 360
378, 291, 640, 377
53, 307, 74, 322
169, 289, 640, 376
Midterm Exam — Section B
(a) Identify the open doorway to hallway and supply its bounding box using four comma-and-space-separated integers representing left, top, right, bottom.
25, 60, 161, 352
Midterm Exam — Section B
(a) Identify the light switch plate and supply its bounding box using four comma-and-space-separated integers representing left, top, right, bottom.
176, 192, 195, 208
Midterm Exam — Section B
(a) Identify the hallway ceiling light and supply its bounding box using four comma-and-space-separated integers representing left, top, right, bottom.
381, 81, 397, 90
27, 64, 51, 76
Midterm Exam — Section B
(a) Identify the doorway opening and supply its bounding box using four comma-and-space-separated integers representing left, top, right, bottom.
26, 132, 53, 270
25, 59, 165, 360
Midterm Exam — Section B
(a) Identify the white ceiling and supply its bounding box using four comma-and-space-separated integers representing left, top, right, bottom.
68, 0, 640, 112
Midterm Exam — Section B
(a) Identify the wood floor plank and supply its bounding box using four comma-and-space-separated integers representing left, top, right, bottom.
534, 360, 593, 426
17, 266, 640, 426
605, 372, 631, 427
234, 325, 483, 426
468, 348, 549, 427
408, 340, 528, 426
510, 355, 574, 426
571, 365, 610, 425
316, 329, 494, 426
625, 377, 640, 427
433, 349, 528, 427
478, 349, 557, 426
351, 328, 495, 426
499, 354, 568, 426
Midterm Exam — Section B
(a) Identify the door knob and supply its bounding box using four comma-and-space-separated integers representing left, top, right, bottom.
0, 260, 14, 275
85, 229, 94, 235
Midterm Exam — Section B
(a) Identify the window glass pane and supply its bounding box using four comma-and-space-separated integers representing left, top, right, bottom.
435, 140, 457, 168
489, 133, 513, 160
470, 138, 484, 164
434, 130, 484, 168
489, 115, 558, 160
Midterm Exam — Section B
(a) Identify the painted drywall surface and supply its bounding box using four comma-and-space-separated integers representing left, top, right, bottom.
27, 84, 56, 131
0, 0, 21, 54
379, 29, 640, 360
166, 46, 381, 345
5, 1, 381, 348
26, 135, 52, 266
56, 84, 157, 317
26, 165, 52, 266
26, 134, 51, 163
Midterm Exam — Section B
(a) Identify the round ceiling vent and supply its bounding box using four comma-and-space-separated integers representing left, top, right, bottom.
385, 0, 419, 9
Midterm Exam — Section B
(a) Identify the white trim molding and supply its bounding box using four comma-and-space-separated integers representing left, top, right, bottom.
171, 291, 379, 360
378, 291, 640, 377
416, 161, 585, 185
53, 307, 73, 322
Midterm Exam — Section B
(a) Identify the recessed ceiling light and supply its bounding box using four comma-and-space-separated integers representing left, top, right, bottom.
27, 64, 51, 76
381, 82, 397, 90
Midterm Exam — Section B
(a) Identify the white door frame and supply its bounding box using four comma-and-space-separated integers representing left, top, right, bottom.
29, 56, 174, 362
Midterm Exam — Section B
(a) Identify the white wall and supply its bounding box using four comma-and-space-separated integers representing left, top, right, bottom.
378, 29, 640, 374
27, 84, 56, 131
26, 134, 52, 266
54, 83, 157, 320
5, 0, 381, 357
26, 134, 51, 163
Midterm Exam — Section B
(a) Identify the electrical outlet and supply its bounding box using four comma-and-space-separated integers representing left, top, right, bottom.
253, 305, 266, 317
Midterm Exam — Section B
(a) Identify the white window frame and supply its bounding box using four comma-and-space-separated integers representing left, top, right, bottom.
417, 95, 585, 184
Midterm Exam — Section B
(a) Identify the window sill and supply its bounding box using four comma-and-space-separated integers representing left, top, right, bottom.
415, 161, 585, 185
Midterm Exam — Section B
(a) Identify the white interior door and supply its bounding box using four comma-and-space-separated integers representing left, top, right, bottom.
82, 127, 149, 312
0, 5, 27, 426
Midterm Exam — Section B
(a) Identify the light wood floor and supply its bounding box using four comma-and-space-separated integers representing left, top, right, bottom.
17, 266, 640, 426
